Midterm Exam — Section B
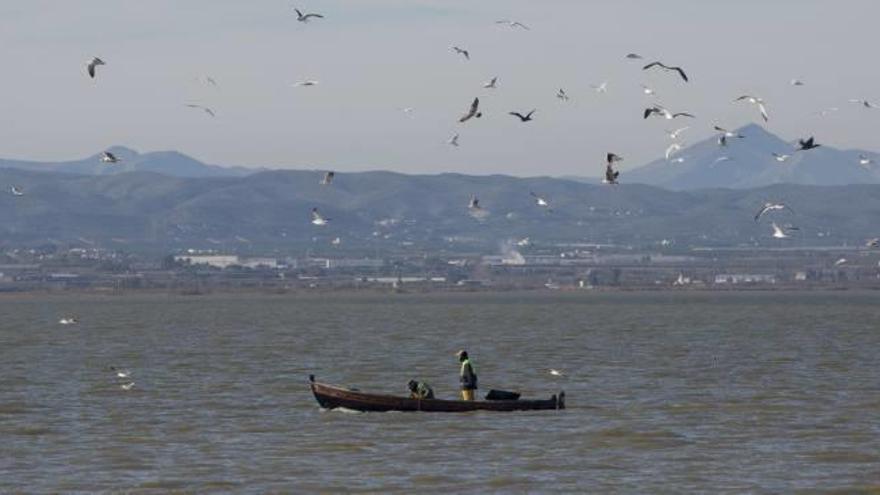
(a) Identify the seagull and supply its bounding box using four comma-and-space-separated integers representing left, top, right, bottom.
643, 61, 689, 82
311, 208, 330, 226
86, 57, 105, 79
495, 20, 529, 30
556, 88, 570, 101
320, 171, 335, 185
58, 317, 78, 325
185, 104, 215, 117
797, 137, 820, 151
483, 76, 498, 89
669, 156, 686, 164
590, 82, 608, 93
665, 143, 682, 160
530, 191, 550, 209
548, 369, 565, 377
292, 80, 319, 87
448, 133, 460, 147
509, 110, 535, 122
641, 84, 656, 96
848, 99, 877, 109
644, 105, 694, 120
603, 153, 622, 184
109, 367, 131, 379
517, 237, 531, 247
451, 46, 470, 60
771, 222, 790, 239
773, 153, 791, 162
859, 155, 873, 167
468, 194, 482, 211
100, 151, 119, 163
834, 258, 848, 266
294, 8, 324, 22
866, 238, 880, 248
665, 126, 689, 140
201, 75, 218, 87
120, 382, 135, 391
714, 126, 745, 139
790, 78, 805, 86
735, 95, 769, 122
331, 237, 342, 246
626, 53, 644, 60
459, 97, 481, 122
10, 186, 24, 196
755, 202, 794, 222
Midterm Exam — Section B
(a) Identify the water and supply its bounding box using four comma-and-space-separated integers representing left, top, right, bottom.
1, 291, 878, 493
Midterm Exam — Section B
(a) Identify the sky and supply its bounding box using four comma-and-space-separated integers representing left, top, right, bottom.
1, 0, 878, 176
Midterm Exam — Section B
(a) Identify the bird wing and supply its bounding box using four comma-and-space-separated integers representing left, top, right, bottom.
509, 111, 525, 120
643, 108, 655, 119
758, 102, 769, 121
304, 13, 324, 19
672, 66, 688, 82
512, 22, 529, 30
459, 98, 479, 122
525, 109, 536, 119
673, 112, 695, 118
87, 63, 96, 78
642, 61, 663, 71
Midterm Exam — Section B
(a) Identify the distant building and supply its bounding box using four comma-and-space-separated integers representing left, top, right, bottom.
175, 255, 240, 268
714, 274, 776, 284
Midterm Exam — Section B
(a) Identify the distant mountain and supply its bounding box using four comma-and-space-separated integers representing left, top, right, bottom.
0, 146, 258, 178
627, 124, 880, 190
2, 167, 880, 255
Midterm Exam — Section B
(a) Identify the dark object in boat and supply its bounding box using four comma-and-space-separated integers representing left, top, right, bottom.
485, 389, 521, 401
309, 375, 563, 413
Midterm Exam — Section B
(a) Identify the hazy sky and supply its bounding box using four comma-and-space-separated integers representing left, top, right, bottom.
1, 0, 877, 176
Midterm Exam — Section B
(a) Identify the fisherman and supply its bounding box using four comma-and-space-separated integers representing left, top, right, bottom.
407, 379, 435, 399
456, 350, 478, 401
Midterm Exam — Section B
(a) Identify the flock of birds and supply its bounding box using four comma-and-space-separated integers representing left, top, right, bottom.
8, 6, 880, 249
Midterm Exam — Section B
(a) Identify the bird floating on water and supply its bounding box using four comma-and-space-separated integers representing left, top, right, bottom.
59, 317, 78, 325
459, 97, 481, 122
294, 8, 324, 22
548, 369, 565, 377
642, 61, 688, 82
120, 382, 135, 391
86, 57, 105, 79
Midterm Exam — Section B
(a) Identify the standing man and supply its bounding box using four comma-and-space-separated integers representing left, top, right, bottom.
457, 350, 478, 401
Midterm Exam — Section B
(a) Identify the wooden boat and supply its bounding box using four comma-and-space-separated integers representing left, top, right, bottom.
309, 375, 565, 413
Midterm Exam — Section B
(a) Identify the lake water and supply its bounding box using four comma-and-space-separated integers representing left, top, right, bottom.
1, 291, 878, 493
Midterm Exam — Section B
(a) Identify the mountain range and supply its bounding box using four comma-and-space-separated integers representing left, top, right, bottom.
2, 165, 879, 255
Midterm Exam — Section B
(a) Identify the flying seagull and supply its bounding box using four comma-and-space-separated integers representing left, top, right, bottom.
459, 97, 482, 122
626, 53, 644, 60
86, 57, 105, 79
185, 104, 215, 117
100, 151, 119, 163
483, 76, 498, 89
530, 191, 551, 209
665, 126, 689, 140
556, 88, 570, 101
771, 222, 791, 239
603, 153, 622, 184
834, 257, 847, 266
797, 137, 820, 151
735, 95, 769, 122
109, 367, 131, 379
773, 153, 791, 162
590, 82, 608, 93
10, 186, 23, 196
509, 110, 535, 122
641, 84, 656, 96
715, 125, 744, 147
58, 317, 77, 325
548, 369, 565, 377
755, 202, 794, 222
643, 61, 689, 82
866, 238, 880, 248
451, 46, 470, 60
292, 80, 319, 87
294, 8, 324, 22
468, 194, 481, 211
665, 142, 682, 160
495, 20, 529, 30
311, 208, 330, 226
848, 99, 877, 109
448, 133, 460, 147
120, 382, 135, 391
320, 171, 334, 185
644, 105, 694, 120
790, 78, 805, 86
859, 154, 873, 167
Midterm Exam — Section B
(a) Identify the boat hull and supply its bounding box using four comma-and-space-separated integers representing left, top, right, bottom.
309, 376, 564, 413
